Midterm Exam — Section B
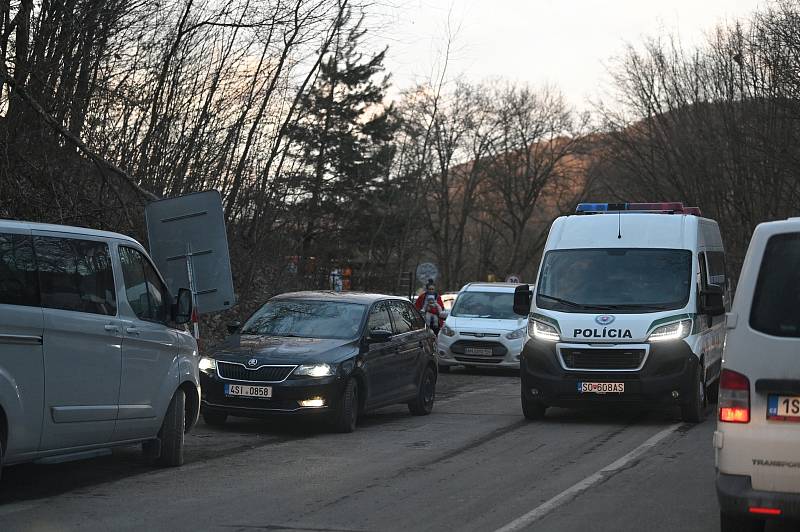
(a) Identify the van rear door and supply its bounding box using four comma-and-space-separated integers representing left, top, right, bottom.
0, 229, 44, 458
33, 232, 122, 450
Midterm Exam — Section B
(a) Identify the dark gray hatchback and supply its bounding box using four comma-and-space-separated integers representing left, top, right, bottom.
199, 291, 438, 432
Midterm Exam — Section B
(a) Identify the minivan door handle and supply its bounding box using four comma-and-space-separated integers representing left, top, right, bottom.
125, 327, 140, 336
104, 324, 119, 333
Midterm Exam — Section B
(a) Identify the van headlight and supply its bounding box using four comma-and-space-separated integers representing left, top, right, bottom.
441, 324, 456, 337
293, 363, 336, 377
506, 326, 527, 340
199, 357, 216, 372
647, 319, 693, 342
529, 320, 560, 342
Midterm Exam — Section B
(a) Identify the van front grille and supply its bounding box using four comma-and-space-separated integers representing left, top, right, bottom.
560, 348, 645, 370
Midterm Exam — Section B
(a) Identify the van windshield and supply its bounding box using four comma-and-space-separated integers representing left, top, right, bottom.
536, 248, 692, 313
451, 292, 517, 319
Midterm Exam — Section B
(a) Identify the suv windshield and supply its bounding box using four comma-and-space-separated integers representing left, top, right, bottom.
536, 248, 692, 313
241, 300, 366, 339
451, 291, 517, 319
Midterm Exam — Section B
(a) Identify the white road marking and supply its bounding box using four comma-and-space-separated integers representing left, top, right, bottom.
493, 422, 683, 532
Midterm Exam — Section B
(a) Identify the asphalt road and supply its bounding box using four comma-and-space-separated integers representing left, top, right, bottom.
0, 368, 794, 532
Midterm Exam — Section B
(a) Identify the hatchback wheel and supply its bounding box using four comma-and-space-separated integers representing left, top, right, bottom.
202, 411, 228, 427
157, 389, 186, 466
408, 366, 436, 416
331, 378, 359, 433
681, 362, 706, 423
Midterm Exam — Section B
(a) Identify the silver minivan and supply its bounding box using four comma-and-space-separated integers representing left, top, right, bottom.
0, 220, 200, 477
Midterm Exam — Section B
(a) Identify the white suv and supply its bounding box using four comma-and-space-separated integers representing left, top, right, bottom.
715, 219, 800, 531
437, 283, 527, 370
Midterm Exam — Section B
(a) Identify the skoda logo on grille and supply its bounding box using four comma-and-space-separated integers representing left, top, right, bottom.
595, 315, 615, 326
247, 358, 258, 368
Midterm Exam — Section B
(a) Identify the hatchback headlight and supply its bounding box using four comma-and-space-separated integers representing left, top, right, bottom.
506, 326, 527, 340
441, 324, 456, 337
529, 320, 560, 342
199, 357, 216, 372
293, 363, 336, 377
647, 319, 693, 342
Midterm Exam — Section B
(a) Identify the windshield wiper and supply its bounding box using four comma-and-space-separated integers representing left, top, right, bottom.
537, 293, 592, 309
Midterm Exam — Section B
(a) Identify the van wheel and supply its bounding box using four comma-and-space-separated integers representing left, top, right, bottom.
408, 366, 436, 416
331, 378, 359, 433
157, 389, 186, 467
0, 438, 4, 482
720, 511, 765, 532
707, 378, 720, 405
681, 362, 706, 423
521, 387, 546, 420
202, 411, 227, 427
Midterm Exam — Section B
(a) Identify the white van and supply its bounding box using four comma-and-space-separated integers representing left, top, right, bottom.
0, 220, 200, 477
438, 283, 527, 370
715, 218, 800, 531
513, 203, 727, 423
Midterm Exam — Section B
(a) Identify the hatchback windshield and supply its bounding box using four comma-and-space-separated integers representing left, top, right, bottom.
451, 292, 517, 319
536, 248, 692, 312
241, 300, 367, 339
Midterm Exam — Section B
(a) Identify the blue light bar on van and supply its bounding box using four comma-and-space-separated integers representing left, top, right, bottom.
575, 202, 702, 216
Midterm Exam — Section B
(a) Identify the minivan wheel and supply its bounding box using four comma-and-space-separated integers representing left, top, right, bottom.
202, 411, 228, 427
720, 511, 765, 532
681, 362, 706, 423
331, 378, 359, 433
157, 389, 186, 467
521, 387, 546, 420
408, 366, 436, 416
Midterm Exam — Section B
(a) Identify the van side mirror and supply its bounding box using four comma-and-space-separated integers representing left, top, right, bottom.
227, 321, 242, 334
700, 284, 725, 317
513, 284, 532, 316
368, 330, 392, 343
174, 288, 193, 324
440, 310, 449, 320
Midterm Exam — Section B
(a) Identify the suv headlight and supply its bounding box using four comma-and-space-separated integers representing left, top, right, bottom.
441, 324, 456, 337
529, 319, 560, 342
293, 363, 336, 377
647, 319, 693, 342
199, 357, 216, 372
506, 326, 527, 340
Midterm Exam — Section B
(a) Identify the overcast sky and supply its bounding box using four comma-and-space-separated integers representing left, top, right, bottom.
370, 0, 764, 108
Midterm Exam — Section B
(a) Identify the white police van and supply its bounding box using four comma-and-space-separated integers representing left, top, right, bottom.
513, 203, 727, 422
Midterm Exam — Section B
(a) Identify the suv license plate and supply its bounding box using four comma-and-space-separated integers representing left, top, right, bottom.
225, 384, 272, 399
768, 395, 800, 421
578, 382, 624, 394
464, 347, 493, 356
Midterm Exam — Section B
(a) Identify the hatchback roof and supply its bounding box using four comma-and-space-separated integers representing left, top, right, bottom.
272, 291, 406, 304
0, 219, 140, 245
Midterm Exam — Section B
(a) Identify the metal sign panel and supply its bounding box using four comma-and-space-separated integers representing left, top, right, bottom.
145, 190, 235, 315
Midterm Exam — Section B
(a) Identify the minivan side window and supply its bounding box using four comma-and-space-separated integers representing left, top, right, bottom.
0, 233, 39, 307
750, 233, 800, 337
119, 246, 169, 323
389, 300, 414, 334
34, 236, 116, 316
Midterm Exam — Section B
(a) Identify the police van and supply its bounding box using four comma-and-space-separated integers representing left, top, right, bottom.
513, 203, 727, 422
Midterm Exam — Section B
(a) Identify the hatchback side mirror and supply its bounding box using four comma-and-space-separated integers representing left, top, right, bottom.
513, 284, 532, 316
174, 288, 193, 324
227, 321, 242, 334
369, 330, 392, 343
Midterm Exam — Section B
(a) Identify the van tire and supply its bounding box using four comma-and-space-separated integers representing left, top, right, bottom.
707, 378, 720, 405
157, 389, 186, 467
0, 438, 4, 482
681, 362, 706, 423
331, 378, 359, 433
202, 411, 227, 427
522, 389, 547, 420
408, 366, 436, 416
720, 512, 764, 532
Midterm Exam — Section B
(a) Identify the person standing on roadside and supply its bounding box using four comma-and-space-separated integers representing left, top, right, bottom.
415, 280, 445, 334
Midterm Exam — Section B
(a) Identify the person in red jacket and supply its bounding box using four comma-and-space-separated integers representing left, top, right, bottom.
415, 280, 445, 334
